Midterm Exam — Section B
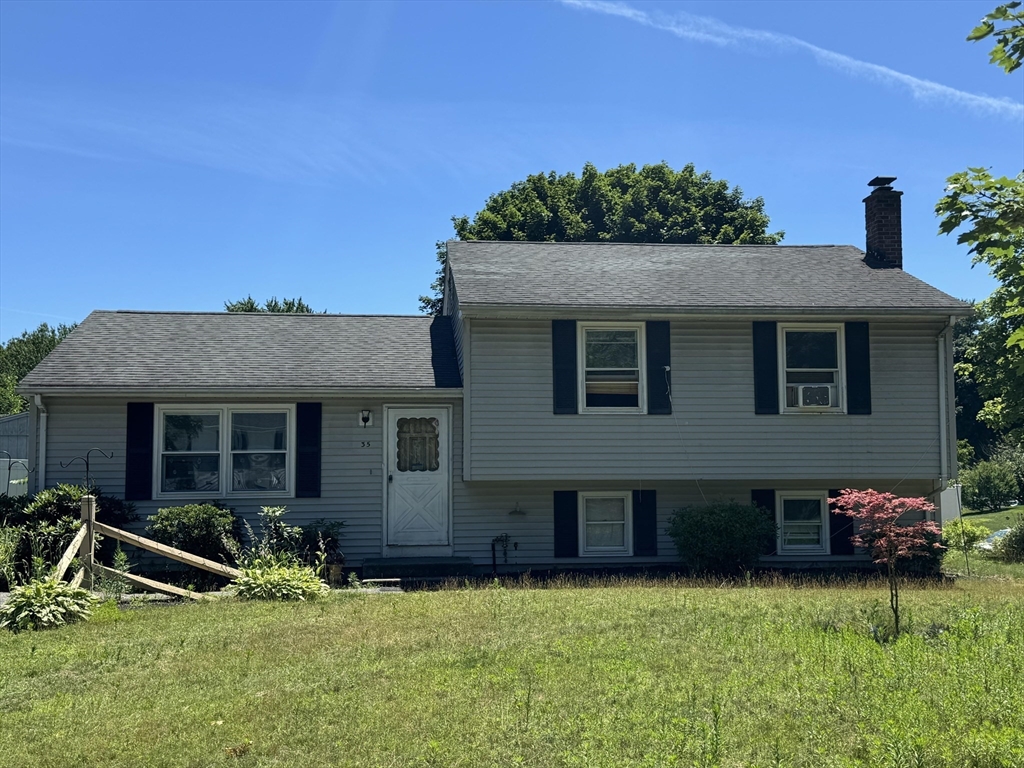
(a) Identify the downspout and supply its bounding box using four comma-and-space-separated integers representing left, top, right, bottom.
33, 394, 47, 491
937, 317, 955, 491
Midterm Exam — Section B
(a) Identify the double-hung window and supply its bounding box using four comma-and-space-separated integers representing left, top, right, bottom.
156, 405, 294, 498
776, 491, 829, 554
579, 492, 633, 556
780, 324, 844, 412
579, 323, 646, 412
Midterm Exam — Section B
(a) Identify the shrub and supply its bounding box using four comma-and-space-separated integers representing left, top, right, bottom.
19, 484, 137, 529
0, 578, 97, 633
0, 493, 29, 526
0, 525, 21, 589
960, 461, 1018, 512
146, 503, 240, 564
943, 518, 991, 550
230, 554, 328, 601
989, 439, 1024, 498
667, 501, 776, 574
299, 518, 345, 566
994, 515, 1024, 563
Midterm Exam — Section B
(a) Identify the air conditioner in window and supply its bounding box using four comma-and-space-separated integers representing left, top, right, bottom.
798, 385, 832, 407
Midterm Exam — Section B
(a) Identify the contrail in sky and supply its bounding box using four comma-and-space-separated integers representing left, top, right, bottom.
561, 0, 1024, 120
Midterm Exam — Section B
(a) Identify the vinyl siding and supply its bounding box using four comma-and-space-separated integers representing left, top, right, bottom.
41, 397, 462, 565
452, 478, 935, 568
467, 319, 945, 481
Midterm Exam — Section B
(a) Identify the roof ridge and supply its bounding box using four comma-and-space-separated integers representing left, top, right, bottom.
450, 240, 852, 248
98, 311, 434, 319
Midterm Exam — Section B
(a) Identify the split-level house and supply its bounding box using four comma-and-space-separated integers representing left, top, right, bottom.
18, 178, 969, 572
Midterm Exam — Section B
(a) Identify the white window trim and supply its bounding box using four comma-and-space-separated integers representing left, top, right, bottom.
578, 491, 633, 557
153, 404, 296, 500
577, 321, 647, 415
777, 323, 846, 414
776, 490, 830, 555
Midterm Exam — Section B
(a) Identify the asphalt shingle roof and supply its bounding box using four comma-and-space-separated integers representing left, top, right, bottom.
19, 312, 462, 391
447, 241, 970, 314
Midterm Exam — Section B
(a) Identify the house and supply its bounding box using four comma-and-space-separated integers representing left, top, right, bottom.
17, 177, 970, 572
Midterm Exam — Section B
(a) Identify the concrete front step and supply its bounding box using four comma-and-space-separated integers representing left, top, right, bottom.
361, 556, 475, 580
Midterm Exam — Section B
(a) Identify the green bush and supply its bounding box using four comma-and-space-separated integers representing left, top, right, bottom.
299, 518, 345, 566
19, 484, 137, 529
961, 461, 1018, 513
667, 501, 776, 574
0, 525, 21, 589
230, 554, 328, 601
990, 439, 1024, 498
943, 518, 991, 550
0, 578, 97, 633
994, 516, 1024, 563
146, 503, 240, 564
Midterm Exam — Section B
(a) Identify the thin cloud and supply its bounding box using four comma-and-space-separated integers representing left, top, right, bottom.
562, 0, 1024, 120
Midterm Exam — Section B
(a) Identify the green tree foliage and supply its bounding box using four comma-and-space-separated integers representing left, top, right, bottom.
224, 296, 324, 313
961, 460, 1019, 512
938, 8, 1024, 442
953, 312, 1000, 455
0, 322, 77, 415
420, 162, 784, 314
968, 1, 1024, 73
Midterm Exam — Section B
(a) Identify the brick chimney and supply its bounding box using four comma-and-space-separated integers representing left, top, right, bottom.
863, 176, 902, 269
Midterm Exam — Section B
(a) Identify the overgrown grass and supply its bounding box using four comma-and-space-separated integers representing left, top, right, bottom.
943, 548, 1024, 579
1, 578, 1022, 767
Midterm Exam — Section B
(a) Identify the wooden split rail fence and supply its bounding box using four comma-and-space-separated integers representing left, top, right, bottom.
52, 495, 241, 600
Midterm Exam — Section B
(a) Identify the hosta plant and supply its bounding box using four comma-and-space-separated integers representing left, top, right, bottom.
230, 554, 329, 602
0, 578, 97, 633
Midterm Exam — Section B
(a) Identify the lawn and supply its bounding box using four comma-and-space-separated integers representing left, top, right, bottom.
961, 504, 1024, 533
2, 578, 1023, 768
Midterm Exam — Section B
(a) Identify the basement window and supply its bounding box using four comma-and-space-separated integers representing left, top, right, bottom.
579, 492, 633, 556
776, 491, 830, 554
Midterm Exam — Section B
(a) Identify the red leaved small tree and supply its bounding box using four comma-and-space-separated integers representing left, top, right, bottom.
831, 489, 945, 637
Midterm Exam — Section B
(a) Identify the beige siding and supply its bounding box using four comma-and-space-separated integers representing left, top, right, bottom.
468, 319, 944, 481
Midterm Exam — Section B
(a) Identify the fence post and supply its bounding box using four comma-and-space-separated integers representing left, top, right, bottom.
80, 494, 96, 589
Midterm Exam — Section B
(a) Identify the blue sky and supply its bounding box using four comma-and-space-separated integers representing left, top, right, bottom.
1, 0, 1021, 339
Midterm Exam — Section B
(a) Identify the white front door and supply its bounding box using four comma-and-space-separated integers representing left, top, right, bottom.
386, 407, 450, 546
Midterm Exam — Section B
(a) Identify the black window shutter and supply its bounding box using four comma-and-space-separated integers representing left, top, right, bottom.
553, 490, 579, 557
845, 322, 872, 415
752, 322, 779, 414
645, 321, 672, 415
751, 489, 777, 555
632, 489, 658, 556
828, 488, 855, 555
295, 402, 322, 498
124, 402, 154, 501
552, 320, 578, 414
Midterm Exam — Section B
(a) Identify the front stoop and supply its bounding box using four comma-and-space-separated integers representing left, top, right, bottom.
361, 557, 475, 580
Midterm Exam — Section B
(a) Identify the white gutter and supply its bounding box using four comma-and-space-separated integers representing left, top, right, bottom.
33, 394, 47, 492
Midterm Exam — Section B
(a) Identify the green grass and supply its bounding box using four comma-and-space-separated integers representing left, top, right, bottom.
2, 579, 1023, 768
942, 548, 1024, 579
961, 504, 1024, 533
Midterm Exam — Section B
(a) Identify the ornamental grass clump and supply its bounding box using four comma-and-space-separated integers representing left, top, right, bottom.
833, 489, 945, 637
0, 578, 97, 633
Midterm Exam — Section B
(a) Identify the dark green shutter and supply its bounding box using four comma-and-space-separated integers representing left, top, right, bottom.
553, 490, 579, 557
124, 402, 154, 501
295, 403, 322, 498
828, 488, 855, 555
845, 322, 872, 415
645, 321, 672, 415
752, 322, 779, 414
632, 490, 658, 556
552, 320, 578, 414
751, 489, 777, 555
